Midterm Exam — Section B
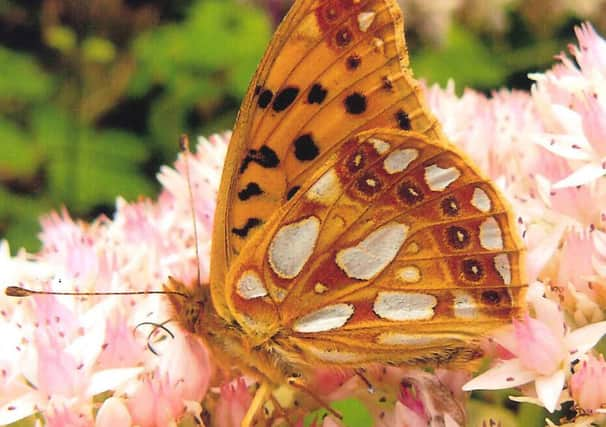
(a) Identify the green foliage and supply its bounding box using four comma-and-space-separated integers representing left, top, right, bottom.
305, 398, 373, 427
0, 47, 53, 102
0, 0, 270, 252
412, 24, 507, 90
131, 0, 271, 157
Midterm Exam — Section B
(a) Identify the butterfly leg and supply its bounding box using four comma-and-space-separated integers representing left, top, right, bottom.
241, 381, 272, 427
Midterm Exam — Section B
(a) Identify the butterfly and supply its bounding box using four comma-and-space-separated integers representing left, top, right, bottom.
165, 0, 527, 425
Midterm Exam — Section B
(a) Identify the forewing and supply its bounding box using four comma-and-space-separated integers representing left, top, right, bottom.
224, 129, 526, 366
211, 0, 443, 320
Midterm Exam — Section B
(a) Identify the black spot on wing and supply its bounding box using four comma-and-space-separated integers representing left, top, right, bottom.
308, 84, 328, 104
398, 182, 424, 205
294, 134, 319, 161
344, 92, 367, 114
441, 196, 460, 217
446, 226, 471, 249
272, 87, 299, 112
238, 183, 263, 201
382, 76, 393, 91
346, 54, 361, 70
462, 259, 484, 282
482, 290, 501, 305
257, 89, 273, 109
231, 218, 262, 237
396, 109, 411, 130
336, 28, 353, 47
239, 145, 280, 173
286, 186, 300, 200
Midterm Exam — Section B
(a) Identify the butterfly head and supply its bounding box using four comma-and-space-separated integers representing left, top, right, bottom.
163, 275, 210, 335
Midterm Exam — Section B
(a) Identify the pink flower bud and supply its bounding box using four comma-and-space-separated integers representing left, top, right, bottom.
570, 354, 606, 411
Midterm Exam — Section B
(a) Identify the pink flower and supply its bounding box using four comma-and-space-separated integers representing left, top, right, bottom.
125, 371, 185, 427
570, 354, 606, 413
398, 380, 429, 424
464, 289, 606, 412
513, 315, 567, 375
45, 405, 93, 427
214, 377, 253, 427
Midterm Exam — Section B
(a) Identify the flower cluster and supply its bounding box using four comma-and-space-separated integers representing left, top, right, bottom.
1, 22, 606, 427
426, 22, 606, 424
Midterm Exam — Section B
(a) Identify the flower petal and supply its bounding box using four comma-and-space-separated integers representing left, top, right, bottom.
552, 162, 606, 188
96, 397, 132, 427
87, 367, 144, 396
0, 392, 43, 425
565, 321, 606, 357
535, 369, 566, 412
462, 359, 536, 391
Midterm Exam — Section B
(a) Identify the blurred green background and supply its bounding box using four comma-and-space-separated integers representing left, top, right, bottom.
0, 0, 603, 252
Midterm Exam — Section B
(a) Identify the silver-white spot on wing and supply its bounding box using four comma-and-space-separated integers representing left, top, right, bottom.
453, 291, 477, 319
268, 216, 320, 279
494, 253, 512, 285
336, 222, 409, 280
306, 169, 341, 205
357, 11, 376, 32
479, 217, 504, 250
424, 164, 460, 191
236, 271, 268, 300
377, 333, 435, 346
471, 188, 491, 213
293, 303, 355, 333
383, 148, 418, 174
373, 291, 437, 321
368, 137, 390, 154
397, 265, 421, 283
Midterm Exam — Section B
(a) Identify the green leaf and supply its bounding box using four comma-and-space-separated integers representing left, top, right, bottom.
0, 188, 53, 253
304, 398, 373, 427
130, 0, 270, 98
467, 399, 520, 427
0, 118, 40, 177
0, 47, 53, 102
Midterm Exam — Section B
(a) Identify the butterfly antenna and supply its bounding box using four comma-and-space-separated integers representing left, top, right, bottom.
5, 286, 189, 299
179, 134, 202, 288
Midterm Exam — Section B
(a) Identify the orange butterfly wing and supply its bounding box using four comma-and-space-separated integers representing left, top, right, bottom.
211, 0, 443, 320
223, 129, 526, 366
